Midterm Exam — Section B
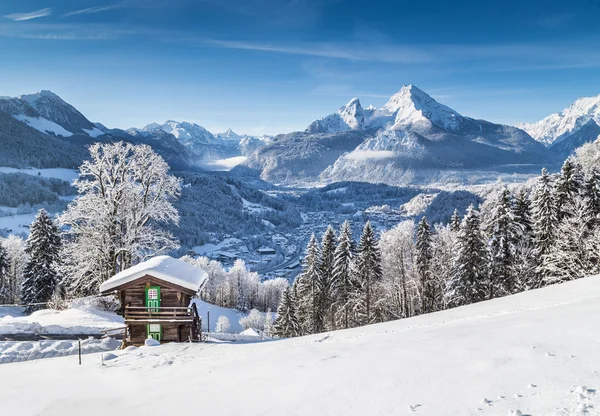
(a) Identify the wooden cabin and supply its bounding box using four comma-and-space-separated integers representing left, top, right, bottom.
99, 256, 208, 346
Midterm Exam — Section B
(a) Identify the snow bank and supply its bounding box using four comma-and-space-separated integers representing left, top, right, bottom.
3, 276, 600, 415
0, 337, 120, 364
0, 297, 124, 335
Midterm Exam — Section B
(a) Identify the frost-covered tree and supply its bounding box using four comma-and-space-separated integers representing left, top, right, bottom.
541, 198, 599, 284
273, 287, 301, 338
59, 142, 181, 296
446, 205, 488, 306
510, 241, 538, 292
319, 225, 337, 330
416, 216, 433, 313
331, 221, 356, 329
379, 221, 417, 319
1, 236, 27, 304
430, 224, 456, 310
353, 221, 383, 325
485, 188, 517, 298
22, 209, 61, 308
296, 234, 323, 334
264, 309, 274, 338
0, 242, 10, 304
531, 168, 557, 266
239, 308, 266, 331
215, 315, 231, 334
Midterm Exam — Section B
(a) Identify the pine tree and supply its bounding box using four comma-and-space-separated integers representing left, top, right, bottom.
513, 189, 533, 240
319, 225, 337, 330
296, 234, 324, 334
531, 168, 557, 281
416, 216, 434, 313
582, 168, 600, 228
21, 209, 61, 309
555, 159, 582, 219
447, 205, 488, 306
332, 221, 356, 329
0, 243, 10, 304
485, 188, 517, 298
450, 209, 461, 232
353, 222, 383, 325
273, 287, 301, 338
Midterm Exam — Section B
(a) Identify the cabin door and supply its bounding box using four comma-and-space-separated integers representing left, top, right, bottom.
145, 286, 162, 341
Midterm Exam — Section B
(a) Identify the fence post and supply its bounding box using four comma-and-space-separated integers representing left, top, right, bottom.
78, 339, 81, 365
207, 310, 210, 340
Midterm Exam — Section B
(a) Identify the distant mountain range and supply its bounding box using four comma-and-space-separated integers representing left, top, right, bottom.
517, 93, 600, 159
1, 86, 599, 185
241, 85, 552, 184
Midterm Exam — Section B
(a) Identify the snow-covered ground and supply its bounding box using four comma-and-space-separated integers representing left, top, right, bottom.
0, 298, 124, 335
0, 337, 120, 364
192, 299, 249, 333
3, 276, 600, 415
0, 212, 37, 235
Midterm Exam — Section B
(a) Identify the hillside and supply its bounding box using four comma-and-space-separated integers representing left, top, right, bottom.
3, 276, 599, 415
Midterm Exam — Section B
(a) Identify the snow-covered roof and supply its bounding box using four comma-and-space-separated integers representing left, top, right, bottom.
240, 328, 261, 337
99, 256, 208, 293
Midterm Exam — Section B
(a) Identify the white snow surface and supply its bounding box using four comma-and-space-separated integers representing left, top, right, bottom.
0, 337, 121, 364
0, 298, 124, 335
517, 92, 600, 145
4, 276, 600, 415
100, 255, 208, 293
82, 127, 104, 138
13, 114, 73, 137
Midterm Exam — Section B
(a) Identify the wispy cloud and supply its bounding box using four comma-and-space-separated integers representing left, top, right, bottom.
0, 22, 148, 40
5, 8, 52, 21
203, 38, 433, 64
63, 4, 125, 17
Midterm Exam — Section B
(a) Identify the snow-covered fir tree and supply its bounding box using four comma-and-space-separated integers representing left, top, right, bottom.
485, 188, 517, 298
416, 216, 434, 313
531, 168, 557, 275
21, 209, 61, 309
319, 225, 337, 330
331, 221, 356, 329
273, 287, 301, 338
446, 205, 488, 307
513, 189, 533, 240
582, 168, 600, 228
450, 209, 461, 232
59, 142, 181, 296
554, 159, 582, 220
296, 234, 324, 334
353, 221, 383, 325
430, 224, 456, 310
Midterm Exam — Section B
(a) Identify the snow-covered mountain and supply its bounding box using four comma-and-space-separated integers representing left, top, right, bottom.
517, 93, 600, 158
128, 121, 270, 164
0, 91, 104, 138
242, 85, 551, 185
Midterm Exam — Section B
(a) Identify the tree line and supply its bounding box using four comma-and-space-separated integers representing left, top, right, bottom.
274, 144, 600, 337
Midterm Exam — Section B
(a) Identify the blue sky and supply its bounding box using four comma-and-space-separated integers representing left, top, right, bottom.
1, 0, 600, 135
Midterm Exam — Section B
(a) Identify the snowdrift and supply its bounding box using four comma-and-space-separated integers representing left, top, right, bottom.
3, 276, 600, 415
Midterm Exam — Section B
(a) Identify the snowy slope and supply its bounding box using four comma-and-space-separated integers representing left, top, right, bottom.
517, 93, 600, 157
0, 91, 104, 137
3, 276, 600, 415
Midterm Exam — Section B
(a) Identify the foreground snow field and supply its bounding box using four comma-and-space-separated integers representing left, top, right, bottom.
3, 276, 600, 416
